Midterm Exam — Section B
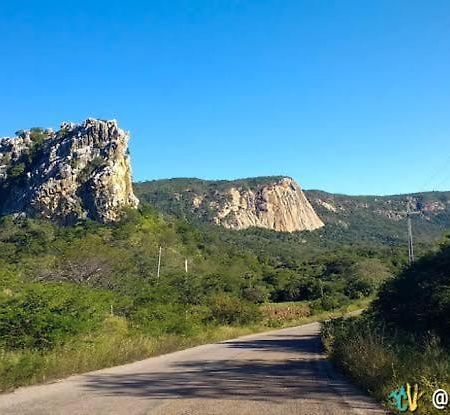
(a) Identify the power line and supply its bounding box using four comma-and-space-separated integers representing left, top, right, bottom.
420, 153, 450, 192
435, 169, 450, 191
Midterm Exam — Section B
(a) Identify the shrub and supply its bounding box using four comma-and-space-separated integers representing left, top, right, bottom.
78, 157, 105, 183
7, 163, 26, 180
312, 293, 348, 312
0, 284, 129, 350
241, 286, 267, 303
344, 277, 374, 299
131, 303, 203, 336
372, 239, 450, 343
29, 128, 49, 146
207, 294, 262, 325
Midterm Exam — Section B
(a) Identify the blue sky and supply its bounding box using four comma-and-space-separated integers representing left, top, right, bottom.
1, 0, 449, 195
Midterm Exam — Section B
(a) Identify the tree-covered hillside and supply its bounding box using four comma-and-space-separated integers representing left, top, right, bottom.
134, 178, 450, 245
307, 189, 450, 244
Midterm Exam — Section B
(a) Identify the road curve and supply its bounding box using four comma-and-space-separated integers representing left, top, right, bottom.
0, 322, 387, 415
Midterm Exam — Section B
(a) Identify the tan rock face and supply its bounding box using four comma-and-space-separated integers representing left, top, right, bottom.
0, 119, 139, 223
211, 178, 324, 232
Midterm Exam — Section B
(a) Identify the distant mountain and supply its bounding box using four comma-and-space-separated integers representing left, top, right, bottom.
306, 189, 450, 243
134, 177, 323, 233
134, 177, 450, 244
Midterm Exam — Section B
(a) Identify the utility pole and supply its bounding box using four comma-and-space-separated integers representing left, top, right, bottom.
184, 258, 189, 321
156, 246, 162, 283
407, 211, 414, 265
406, 198, 420, 265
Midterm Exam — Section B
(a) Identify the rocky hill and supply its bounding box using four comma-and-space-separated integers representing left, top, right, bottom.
135, 177, 324, 232
134, 178, 450, 243
0, 119, 139, 223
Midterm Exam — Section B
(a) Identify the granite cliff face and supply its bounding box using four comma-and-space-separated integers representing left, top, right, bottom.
0, 119, 139, 223
135, 177, 324, 233
210, 178, 324, 232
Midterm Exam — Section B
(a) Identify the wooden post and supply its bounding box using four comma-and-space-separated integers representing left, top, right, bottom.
157, 246, 162, 283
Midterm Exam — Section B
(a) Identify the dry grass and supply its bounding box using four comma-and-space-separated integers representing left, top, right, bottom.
323, 317, 450, 415
260, 302, 311, 325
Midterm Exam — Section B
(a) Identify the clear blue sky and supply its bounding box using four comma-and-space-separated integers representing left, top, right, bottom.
1, 1, 449, 195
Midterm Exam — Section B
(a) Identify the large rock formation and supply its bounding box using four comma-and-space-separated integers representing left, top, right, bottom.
210, 177, 324, 232
134, 177, 324, 233
0, 118, 139, 223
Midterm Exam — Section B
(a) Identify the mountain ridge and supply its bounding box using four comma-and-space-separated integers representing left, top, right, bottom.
134, 177, 450, 244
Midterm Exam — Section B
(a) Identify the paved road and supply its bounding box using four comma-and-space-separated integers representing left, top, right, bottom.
0, 322, 386, 415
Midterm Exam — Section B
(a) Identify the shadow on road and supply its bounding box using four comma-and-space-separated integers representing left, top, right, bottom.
82, 331, 379, 411
223, 334, 320, 354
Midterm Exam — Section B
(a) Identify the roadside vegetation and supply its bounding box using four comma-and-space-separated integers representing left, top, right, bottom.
0, 205, 405, 391
322, 236, 450, 414
0, 283, 367, 392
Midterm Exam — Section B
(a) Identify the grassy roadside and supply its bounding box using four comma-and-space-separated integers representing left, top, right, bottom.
322, 315, 450, 415
0, 298, 371, 393
321, 240, 450, 415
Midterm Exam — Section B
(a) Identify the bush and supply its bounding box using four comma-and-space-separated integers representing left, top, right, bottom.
207, 294, 262, 325
312, 293, 348, 312
77, 157, 105, 183
7, 163, 26, 179
372, 239, 450, 343
131, 303, 207, 336
344, 277, 374, 299
0, 284, 130, 350
29, 128, 49, 146
241, 286, 267, 303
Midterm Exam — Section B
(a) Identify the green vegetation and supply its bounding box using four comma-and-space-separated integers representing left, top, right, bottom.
322, 236, 450, 414
6, 162, 26, 179
308, 189, 450, 245
29, 127, 50, 146
77, 156, 105, 182
0, 202, 399, 391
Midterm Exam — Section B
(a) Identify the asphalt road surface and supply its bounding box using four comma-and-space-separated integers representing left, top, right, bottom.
0, 322, 387, 415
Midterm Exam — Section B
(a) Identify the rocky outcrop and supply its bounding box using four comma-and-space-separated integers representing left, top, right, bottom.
0, 119, 139, 223
210, 177, 324, 232
134, 177, 325, 233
